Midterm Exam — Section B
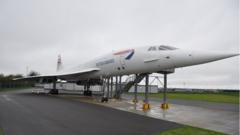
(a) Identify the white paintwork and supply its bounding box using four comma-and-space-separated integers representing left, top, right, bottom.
21, 45, 239, 81
40, 83, 102, 91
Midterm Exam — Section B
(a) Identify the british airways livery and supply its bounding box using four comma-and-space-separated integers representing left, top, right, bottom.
17, 45, 239, 94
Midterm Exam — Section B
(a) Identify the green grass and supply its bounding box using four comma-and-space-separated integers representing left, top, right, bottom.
0, 128, 3, 135
130, 92, 239, 104
0, 86, 31, 92
155, 126, 226, 135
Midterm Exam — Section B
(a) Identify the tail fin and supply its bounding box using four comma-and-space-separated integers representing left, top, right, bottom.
56, 54, 63, 72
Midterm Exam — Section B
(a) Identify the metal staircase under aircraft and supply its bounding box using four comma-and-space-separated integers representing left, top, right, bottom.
121, 73, 147, 93
120, 69, 175, 94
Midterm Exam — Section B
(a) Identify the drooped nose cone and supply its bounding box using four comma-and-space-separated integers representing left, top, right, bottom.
190, 51, 239, 65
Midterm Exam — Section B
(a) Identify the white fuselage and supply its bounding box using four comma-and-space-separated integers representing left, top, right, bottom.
59, 45, 238, 81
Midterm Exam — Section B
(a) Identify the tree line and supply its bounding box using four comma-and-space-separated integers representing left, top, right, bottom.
0, 71, 40, 90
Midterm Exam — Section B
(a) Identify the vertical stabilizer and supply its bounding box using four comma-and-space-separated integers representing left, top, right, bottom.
57, 55, 63, 72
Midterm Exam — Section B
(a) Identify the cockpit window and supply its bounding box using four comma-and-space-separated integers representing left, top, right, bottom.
148, 46, 157, 51
159, 45, 178, 50
148, 45, 178, 51
158, 46, 167, 50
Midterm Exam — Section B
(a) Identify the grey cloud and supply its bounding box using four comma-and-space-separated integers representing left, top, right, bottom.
0, 0, 238, 89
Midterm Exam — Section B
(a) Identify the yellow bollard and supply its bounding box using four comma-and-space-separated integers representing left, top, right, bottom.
142, 103, 151, 111
132, 99, 138, 103
161, 103, 170, 109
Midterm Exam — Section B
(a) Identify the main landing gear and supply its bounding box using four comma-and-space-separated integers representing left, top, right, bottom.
49, 77, 59, 95
49, 89, 59, 94
83, 83, 93, 96
83, 90, 92, 96
101, 97, 108, 102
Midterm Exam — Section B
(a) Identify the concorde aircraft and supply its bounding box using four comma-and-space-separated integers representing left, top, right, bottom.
17, 45, 238, 95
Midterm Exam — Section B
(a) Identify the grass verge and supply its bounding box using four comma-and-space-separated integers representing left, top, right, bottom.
155, 126, 226, 135
129, 92, 239, 104
0, 128, 3, 135
0, 87, 31, 92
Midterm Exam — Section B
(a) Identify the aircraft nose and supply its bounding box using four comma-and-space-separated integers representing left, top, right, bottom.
191, 51, 239, 65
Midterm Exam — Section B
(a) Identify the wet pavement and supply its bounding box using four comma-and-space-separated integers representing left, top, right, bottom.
0, 89, 182, 135
58, 92, 239, 135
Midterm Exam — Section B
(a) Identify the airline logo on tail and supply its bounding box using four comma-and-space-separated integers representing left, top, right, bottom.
113, 49, 135, 60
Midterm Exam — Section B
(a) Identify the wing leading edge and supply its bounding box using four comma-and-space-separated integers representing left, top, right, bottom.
14, 68, 100, 81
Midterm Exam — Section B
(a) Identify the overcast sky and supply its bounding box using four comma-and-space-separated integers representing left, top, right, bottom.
0, 0, 239, 89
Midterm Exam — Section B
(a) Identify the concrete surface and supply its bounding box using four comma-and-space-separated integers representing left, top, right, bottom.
122, 94, 239, 112
0, 89, 181, 135
58, 91, 239, 135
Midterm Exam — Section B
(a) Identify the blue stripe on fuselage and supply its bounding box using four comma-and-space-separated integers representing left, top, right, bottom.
125, 51, 134, 60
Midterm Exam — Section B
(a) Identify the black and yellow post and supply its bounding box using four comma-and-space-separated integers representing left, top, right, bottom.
118, 76, 122, 99
107, 77, 110, 99
161, 73, 169, 109
114, 76, 118, 98
110, 77, 113, 98
132, 74, 138, 103
143, 74, 151, 111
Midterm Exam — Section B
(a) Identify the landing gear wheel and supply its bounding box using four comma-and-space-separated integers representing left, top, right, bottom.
101, 97, 108, 102
49, 89, 59, 94
83, 91, 92, 96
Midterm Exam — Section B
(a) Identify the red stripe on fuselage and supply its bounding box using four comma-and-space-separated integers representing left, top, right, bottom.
114, 49, 133, 55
